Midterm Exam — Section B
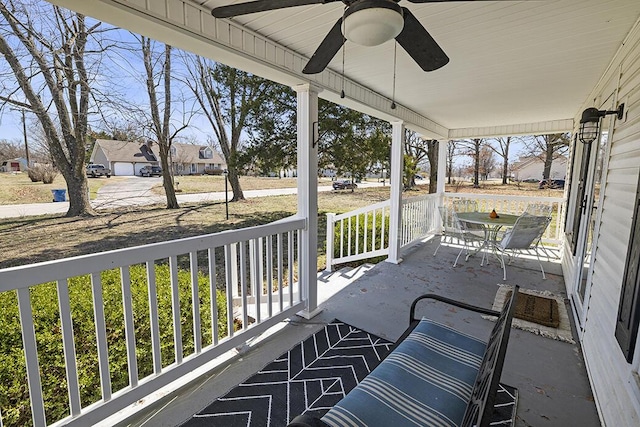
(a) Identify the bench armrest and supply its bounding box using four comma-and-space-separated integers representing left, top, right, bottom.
410, 293, 501, 324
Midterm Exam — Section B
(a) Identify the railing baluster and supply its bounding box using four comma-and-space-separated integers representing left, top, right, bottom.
339, 219, 344, 258
17, 287, 46, 427
253, 238, 262, 323
91, 273, 112, 401
240, 241, 248, 330
355, 214, 360, 255
56, 279, 81, 416
120, 266, 138, 388
383, 206, 388, 250
288, 231, 294, 307
208, 248, 218, 346
277, 234, 284, 312
146, 261, 162, 374
266, 235, 273, 318
190, 252, 202, 354
364, 212, 369, 254
348, 217, 353, 257
297, 229, 302, 301
169, 256, 183, 364
371, 209, 378, 252
224, 244, 235, 338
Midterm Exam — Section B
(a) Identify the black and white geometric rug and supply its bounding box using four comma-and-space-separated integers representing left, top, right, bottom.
182, 320, 518, 426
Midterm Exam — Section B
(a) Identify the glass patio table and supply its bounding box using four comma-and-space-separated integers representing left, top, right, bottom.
455, 212, 520, 263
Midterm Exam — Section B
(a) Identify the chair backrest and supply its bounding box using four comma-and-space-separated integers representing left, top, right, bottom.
524, 203, 553, 217
452, 199, 478, 213
499, 214, 551, 250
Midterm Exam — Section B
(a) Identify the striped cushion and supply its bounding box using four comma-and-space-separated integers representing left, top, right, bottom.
321, 319, 487, 427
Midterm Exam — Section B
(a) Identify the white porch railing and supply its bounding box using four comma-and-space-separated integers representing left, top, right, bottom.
401, 193, 441, 248
0, 217, 305, 427
325, 192, 566, 270
443, 193, 566, 245
325, 200, 391, 271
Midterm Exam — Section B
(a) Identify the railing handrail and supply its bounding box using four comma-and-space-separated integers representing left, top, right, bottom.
332, 200, 390, 221
0, 216, 306, 292
402, 193, 440, 205
447, 192, 564, 203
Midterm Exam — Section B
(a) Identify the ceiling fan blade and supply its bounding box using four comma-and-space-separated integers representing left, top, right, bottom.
396, 7, 449, 72
302, 19, 345, 74
212, 0, 339, 19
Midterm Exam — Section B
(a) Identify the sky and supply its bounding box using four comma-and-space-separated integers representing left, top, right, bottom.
0, 0, 538, 165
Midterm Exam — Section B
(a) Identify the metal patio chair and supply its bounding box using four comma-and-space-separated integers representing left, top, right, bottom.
434, 206, 485, 267
496, 213, 552, 280
524, 202, 553, 217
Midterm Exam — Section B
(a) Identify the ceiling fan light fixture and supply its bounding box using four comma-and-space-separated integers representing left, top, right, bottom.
343, 1, 404, 47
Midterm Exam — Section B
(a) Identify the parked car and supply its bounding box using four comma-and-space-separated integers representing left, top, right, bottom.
538, 179, 565, 189
333, 179, 357, 190
86, 163, 111, 178
140, 165, 162, 177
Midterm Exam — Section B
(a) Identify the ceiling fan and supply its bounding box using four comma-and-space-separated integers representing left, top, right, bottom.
211, 0, 502, 75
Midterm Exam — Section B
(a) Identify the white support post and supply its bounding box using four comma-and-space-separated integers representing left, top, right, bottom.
387, 120, 405, 264
437, 139, 447, 195
294, 83, 322, 319
436, 139, 448, 229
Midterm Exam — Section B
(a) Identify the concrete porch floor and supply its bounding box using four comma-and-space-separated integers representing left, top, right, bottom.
116, 239, 600, 427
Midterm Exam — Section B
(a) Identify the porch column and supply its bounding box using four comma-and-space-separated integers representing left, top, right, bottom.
387, 120, 405, 264
437, 139, 447, 195
294, 83, 322, 319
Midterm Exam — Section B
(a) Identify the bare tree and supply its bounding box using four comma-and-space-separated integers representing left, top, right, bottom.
182, 56, 279, 201
487, 137, 513, 184
478, 145, 497, 180
0, 138, 23, 159
0, 1, 109, 216
446, 140, 458, 184
458, 138, 485, 188
139, 37, 190, 209
522, 133, 570, 180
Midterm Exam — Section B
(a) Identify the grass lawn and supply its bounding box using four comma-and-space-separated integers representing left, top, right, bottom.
154, 175, 335, 195
0, 172, 123, 204
0, 185, 395, 269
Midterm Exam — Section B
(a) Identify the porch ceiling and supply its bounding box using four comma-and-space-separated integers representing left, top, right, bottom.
51, 0, 640, 137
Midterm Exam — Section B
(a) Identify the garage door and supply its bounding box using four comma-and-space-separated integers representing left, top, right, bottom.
113, 162, 134, 176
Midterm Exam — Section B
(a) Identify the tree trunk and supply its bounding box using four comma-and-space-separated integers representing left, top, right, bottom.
158, 147, 179, 208
427, 140, 438, 193
64, 170, 94, 217
542, 144, 554, 180
227, 169, 245, 201
502, 156, 509, 184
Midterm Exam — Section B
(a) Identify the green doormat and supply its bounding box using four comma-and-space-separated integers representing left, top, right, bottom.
486, 284, 575, 344
505, 290, 560, 328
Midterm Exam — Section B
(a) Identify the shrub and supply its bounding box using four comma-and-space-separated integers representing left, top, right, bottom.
0, 263, 228, 427
333, 213, 389, 260
26, 164, 58, 184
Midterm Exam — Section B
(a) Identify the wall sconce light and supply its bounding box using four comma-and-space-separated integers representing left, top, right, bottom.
578, 103, 625, 144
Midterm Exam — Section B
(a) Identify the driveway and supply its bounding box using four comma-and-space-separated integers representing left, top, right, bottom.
93, 176, 164, 208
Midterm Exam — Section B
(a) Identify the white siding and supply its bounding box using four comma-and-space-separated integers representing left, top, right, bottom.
577, 22, 640, 426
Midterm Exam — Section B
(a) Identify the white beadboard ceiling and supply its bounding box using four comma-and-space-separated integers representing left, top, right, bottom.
50, 0, 640, 137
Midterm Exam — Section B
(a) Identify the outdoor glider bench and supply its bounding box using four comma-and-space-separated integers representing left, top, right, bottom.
288, 286, 519, 427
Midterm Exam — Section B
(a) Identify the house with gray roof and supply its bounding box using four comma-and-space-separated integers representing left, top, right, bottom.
90, 139, 226, 176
